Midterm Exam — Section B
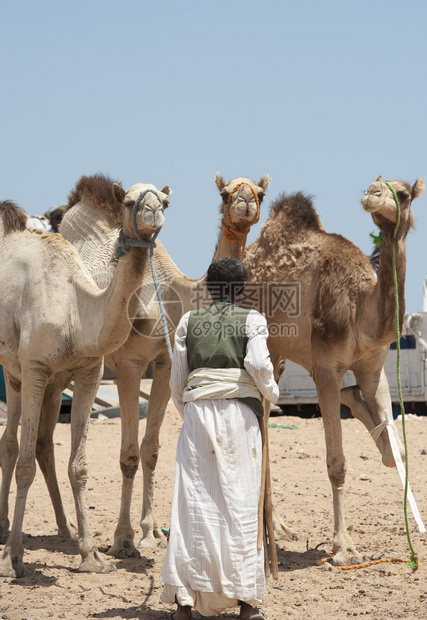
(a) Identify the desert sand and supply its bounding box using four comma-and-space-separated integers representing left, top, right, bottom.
1, 399, 426, 620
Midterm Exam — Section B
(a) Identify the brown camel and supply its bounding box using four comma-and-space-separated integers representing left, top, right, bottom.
0, 181, 169, 577
32, 172, 270, 557
243, 175, 425, 565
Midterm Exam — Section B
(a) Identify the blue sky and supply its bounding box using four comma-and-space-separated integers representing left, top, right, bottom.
2, 0, 426, 311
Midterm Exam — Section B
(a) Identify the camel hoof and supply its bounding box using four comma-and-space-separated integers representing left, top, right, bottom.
137, 536, 166, 549
78, 559, 117, 573
117, 548, 140, 559
137, 535, 159, 549
101, 562, 118, 574
107, 539, 139, 558
381, 446, 401, 468
0, 555, 28, 578
78, 552, 117, 574
332, 549, 363, 566
273, 517, 298, 542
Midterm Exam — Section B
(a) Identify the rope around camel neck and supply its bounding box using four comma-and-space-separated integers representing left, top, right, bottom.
116, 189, 173, 362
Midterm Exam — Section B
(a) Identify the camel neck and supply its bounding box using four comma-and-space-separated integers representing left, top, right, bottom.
214, 222, 247, 261
77, 244, 151, 356
374, 238, 407, 341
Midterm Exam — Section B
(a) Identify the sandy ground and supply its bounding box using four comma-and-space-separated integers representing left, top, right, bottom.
1, 402, 427, 620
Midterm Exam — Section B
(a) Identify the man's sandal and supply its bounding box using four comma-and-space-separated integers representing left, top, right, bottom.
239, 608, 267, 620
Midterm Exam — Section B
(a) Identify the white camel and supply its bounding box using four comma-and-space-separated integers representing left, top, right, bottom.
0, 181, 170, 577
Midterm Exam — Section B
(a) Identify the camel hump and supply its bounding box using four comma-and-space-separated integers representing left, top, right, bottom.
0, 200, 28, 233
67, 173, 123, 225
270, 192, 324, 231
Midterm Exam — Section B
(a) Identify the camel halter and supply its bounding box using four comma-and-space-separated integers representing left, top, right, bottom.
222, 182, 261, 260
116, 189, 173, 361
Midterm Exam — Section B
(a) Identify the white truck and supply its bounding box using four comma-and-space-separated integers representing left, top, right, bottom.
277, 312, 427, 416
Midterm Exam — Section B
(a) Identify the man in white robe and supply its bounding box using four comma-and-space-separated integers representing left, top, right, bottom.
160, 257, 279, 620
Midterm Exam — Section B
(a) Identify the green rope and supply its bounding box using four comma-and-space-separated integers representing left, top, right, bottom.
383, 181, 418, 568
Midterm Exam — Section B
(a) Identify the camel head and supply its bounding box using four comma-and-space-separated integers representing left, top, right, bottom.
361, 175, 424, 237
113, 182, 170, 240
215, 173, 270, 229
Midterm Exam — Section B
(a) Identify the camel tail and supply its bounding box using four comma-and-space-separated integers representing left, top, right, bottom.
0, 200, 28, 233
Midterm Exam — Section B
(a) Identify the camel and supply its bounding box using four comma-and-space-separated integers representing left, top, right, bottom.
0, 180, 170, 577
56, 172, 270, 557
243, 175, 425, 565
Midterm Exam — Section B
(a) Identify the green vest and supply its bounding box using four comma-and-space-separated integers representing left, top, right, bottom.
186, 301, 263, 417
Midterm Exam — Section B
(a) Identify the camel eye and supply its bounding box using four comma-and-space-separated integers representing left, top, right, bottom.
396, 191, 408, 202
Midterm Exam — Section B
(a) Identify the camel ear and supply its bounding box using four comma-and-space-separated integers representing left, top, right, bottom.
412, 177, 425, 200
258, 174, 271, 191
160, 185, 171, 196
112, 183, 126, 204
215, 172, 227, 192
375, 175, 383, 182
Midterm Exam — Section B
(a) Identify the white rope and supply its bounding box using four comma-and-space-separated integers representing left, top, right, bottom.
370, 419, 426, 534
370, 419, 390, 444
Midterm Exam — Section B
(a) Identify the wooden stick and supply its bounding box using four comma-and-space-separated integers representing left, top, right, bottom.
264, 413, 279, 579
257, 412, 267, 550
263, 523, 270, 577
258, 399, 279, 578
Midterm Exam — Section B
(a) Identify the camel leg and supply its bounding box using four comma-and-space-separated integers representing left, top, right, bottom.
349, 361, 404, 467
0, 377, 21, 543
107, 360, 146, 558
341, 386, 377, 429
68, 362, 116, 573
315, 365, 363, 566
36, 379, 78, 539
0, 367, 48, 577
138, 356, 171, 548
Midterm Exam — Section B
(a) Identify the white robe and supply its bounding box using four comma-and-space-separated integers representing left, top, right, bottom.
160, 309, 279, 616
